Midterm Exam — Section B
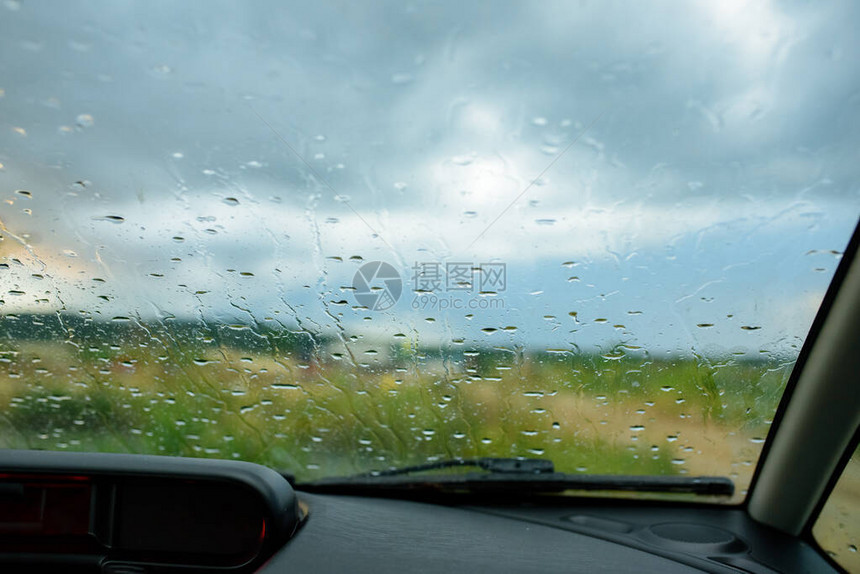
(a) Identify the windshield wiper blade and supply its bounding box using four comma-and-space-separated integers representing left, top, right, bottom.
295, 458, 735, 497
352, 457, 555, 477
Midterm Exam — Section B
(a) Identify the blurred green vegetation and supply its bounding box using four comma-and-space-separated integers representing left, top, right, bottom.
0, 314, 790, 496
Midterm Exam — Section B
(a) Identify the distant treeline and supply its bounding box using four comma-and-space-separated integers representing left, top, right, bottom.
0, 313, 321, 359
0, 313, 773, 366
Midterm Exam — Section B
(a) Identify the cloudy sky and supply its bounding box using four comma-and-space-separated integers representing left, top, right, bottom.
0, 0, 858, 356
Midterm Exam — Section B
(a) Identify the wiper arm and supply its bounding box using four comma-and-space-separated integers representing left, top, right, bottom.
355, 457, 555, 477
295, 458, 734, 497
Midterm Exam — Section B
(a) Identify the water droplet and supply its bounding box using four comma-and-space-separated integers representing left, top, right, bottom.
272, 383, 300, 390
76, 113, 94, 128
93, 215, 124, 224
223, 197, 239, 206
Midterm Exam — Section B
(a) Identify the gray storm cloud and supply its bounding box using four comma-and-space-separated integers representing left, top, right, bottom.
0, 0, 858, 353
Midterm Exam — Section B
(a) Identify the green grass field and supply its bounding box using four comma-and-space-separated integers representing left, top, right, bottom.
0, 318, 790, 503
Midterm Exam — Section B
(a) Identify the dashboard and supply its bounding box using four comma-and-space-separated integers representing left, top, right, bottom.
0, 451, 837, 573
265, 494, 833, 574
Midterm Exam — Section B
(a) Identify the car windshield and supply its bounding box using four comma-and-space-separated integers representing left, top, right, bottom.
1, 1, 858, 503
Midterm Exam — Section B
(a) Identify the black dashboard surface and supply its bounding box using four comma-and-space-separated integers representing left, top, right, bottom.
262, 494, 835, 574
263, 494, 698, 573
